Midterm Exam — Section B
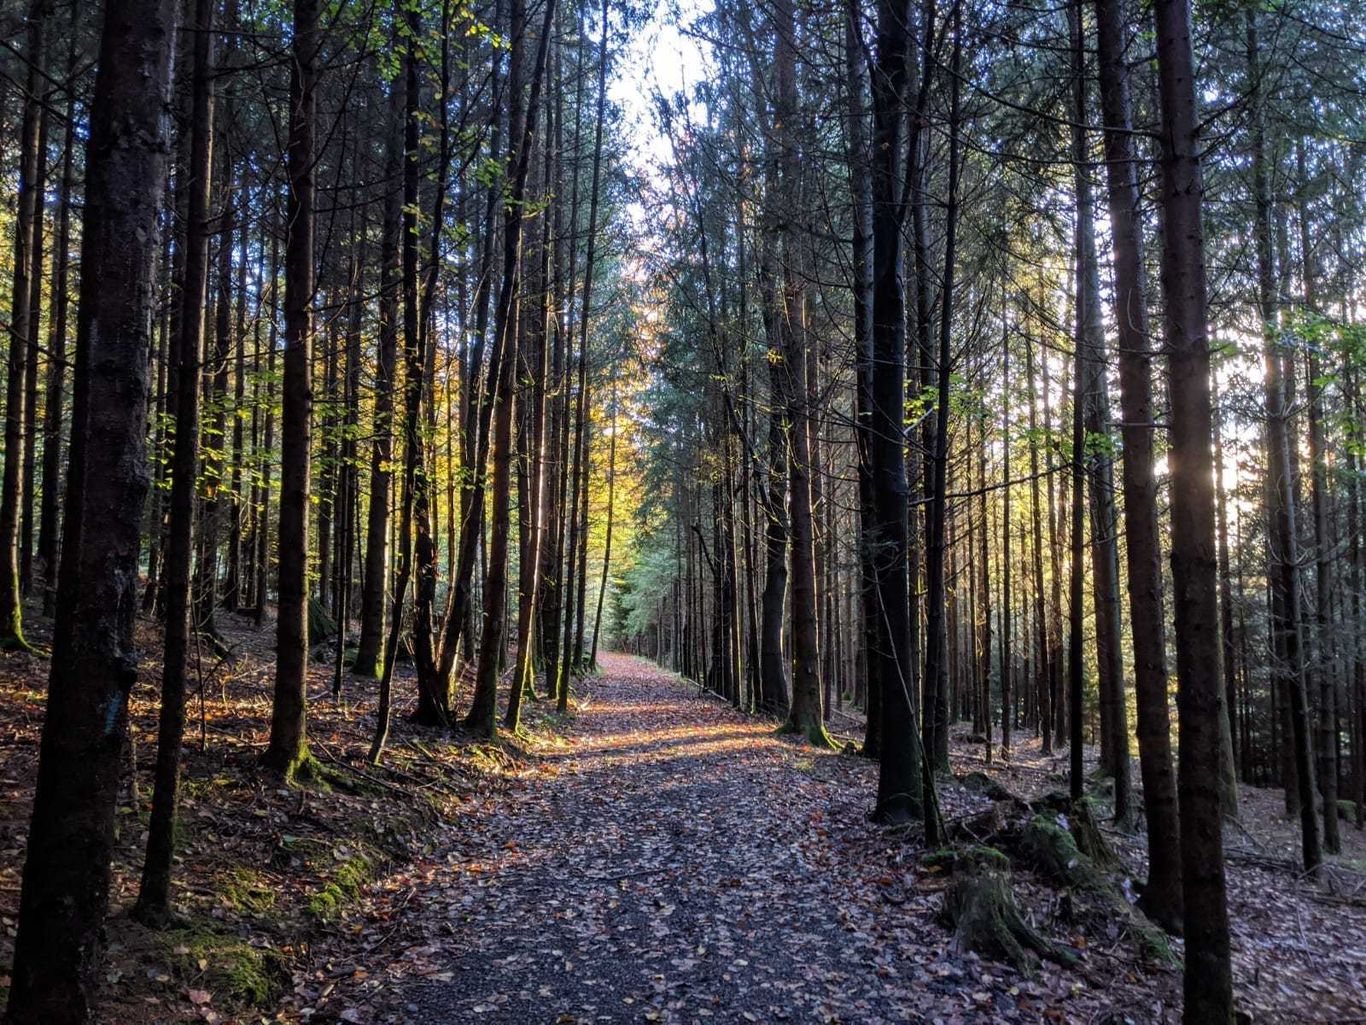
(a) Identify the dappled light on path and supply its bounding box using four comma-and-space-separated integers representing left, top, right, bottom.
349, 655, 1155, 1024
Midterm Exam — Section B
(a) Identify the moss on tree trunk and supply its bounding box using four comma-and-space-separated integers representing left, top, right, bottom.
940, 846, 1077, 974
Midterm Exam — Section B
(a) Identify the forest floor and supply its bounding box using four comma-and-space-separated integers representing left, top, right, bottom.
0, 614, 1364, 1024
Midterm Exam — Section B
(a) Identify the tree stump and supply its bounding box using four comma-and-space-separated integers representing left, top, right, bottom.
939, 846, 1077, 973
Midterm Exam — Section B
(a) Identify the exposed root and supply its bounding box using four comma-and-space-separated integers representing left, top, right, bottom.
939, 846, 1078, 974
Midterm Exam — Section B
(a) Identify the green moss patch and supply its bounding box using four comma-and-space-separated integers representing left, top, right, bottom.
307, 854, 373, 921
161, 920, 289, 1010
218, 867, 277, 917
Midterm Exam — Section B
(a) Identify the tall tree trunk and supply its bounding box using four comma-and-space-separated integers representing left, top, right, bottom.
403, 5, 446, 726
1153, 0, 1235, 1016
1297, 152, 1340, 856
133, 0, 215, 925
466, 0, 558, 736
589, 369, 617, 665
19, 103, 48, 598
1070, 0, 1131, 823
5, 1, 176, 1015
845, 0, 877, 753
1024, 337, 1052, 755
1247, 10, 1319, 876
870, 0, 923, 822
263, 0, 318, 777
1213, 376, 1242, 814
1093, 0, 1181, 927
773, 0, 826, 744
36, 14, 78, 611
922, 3, 962, 775
353, 81, 404, 679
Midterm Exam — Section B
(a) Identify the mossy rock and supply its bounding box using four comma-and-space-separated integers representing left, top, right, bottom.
940, 845, 1077, 974
1020, 814, 1109, 892
307, 595, 337, 647
161, 922, 289, 1010
1034, 790, 1076, 813
960, 771, 1018, 803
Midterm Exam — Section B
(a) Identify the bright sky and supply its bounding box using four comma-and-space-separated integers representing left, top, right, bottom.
608, 0, 714, 200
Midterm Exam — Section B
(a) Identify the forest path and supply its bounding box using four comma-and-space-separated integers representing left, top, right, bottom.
366, 654, 1062, 1025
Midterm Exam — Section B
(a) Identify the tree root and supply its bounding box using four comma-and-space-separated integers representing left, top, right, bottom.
939, 846, 1078, 974
1020, 813, 1176, 965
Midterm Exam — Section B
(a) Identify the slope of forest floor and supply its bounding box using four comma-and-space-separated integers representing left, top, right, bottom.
0, 608, 557, 1024
1, 617, 1364, 1024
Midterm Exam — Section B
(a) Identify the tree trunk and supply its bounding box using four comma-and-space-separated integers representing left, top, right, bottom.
1247, 10, 1319, 876
1297, 148, 1340, 856
1070, 0, 1131, 824
134, 0, 215, 924
5, 1, 176, 1016
263, 0, 318, 778
1153, 0, 1235, 1015
36, 13, 78, 611
922, 4, 962, 775
845, 0, 878, 753
0, 0, 50, 651
353, 83, 404, 679
1093, 0, 1181, 926
1024, 337, 1052, 755
870, 0, 923, 822
466, 0, 558, 736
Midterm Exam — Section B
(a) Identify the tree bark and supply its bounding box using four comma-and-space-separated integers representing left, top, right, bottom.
263, 0, 318, 778
870, 0, 923, 821
0, 0, 50, 651
1153, 0, 1235, 1015
134, 0, 215, 924
5, 1, 176, 1016
352, 80, 404, 679
466, 0, 558, 736
1247, 10, 1319, 876
1093, 0, 1181, 926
